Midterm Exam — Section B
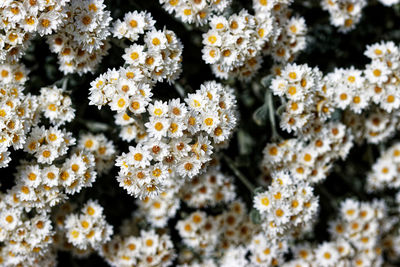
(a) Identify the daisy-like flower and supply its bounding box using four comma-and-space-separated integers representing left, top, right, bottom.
127, 144, 152, 169
123, 44, 146, 66
315, 242, 340, 267
145, 116, 170, 140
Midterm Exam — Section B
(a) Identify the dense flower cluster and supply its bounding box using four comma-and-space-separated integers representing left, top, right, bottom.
39, 86, 75, 126
285, 199, 387, 266
176, 200, 260, 264
179, 163, 236, 208
0, 203, 55, 266
0, 63, 37, 168
262, 6, 307, 64
101, 229, 175, 267
271, 63, 327, 135
366, 142, 400, 191
0, 141, 103, 265
322, 0, 400, 32
202, 9, 273, 79
63, 200, 113, 250
111, 10, 155, 41
115, 81, 238, 198
0, 0, 69, 63
325, 42, 400, 114
90, 11, 184, 143
262, 122, 353, 184
47, 0, 112, 74
109, 10, 182, 85
159, 0, 231, 26
344, 107, 400, 144
321, 0, 367, 33
253, 171, 319, 241
133, 159, 236, 228
24, 126, 75, 164
202, 1, 307, 80
135, 179, 182, 228
78, 133, 116, 174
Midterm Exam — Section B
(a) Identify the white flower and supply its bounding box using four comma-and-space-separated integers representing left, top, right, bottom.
365, 60, 390, 85
145, 116, 170, 140
127, 144, 152, 169
123, 44, 146, 66
315, 242, 340, 267
145, 29, 168, 51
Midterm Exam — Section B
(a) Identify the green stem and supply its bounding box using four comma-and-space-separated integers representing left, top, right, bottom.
174, 83, 185, 98
223, 155, 255, 192
62, 77, 68, 91
266, 90, 282, 142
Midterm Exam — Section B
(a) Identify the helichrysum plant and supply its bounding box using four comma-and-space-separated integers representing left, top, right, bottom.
2, 0, 400, 266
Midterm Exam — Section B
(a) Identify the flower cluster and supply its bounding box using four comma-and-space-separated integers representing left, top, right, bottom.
0, 0, 69, 63
0, 135, 102, 265
112, 10, 155, 41
204, 11, 268, 80
78, 133, 116, 174
159, 0, 231, 26
366, 142, 400, 191
202, 9, 273, 79
2, 1, 400, 267
0, 203, 55, 266
325, 67, 369, 114
0, 63, 38, 168
39, 86, 75, 126
271, 63, 327, 135
363, 41, 400, 112
253, 171, 319, 242
115, 81, 237, 199
202, 1, 307, 80
101, 229, 176, 267
344, 107, 400, 144
317, 41, 400, 144
24, 126, 75, 164
121, 30, 183, 84
321, 0, 367, 33
109, 10, 182, 84
47, 0, 112, 74
285, 199, 386, 266
248, 232, 288, 266
9, 148, 96, 211
325, 42, 400, 114
177, 200, 259, 261
63, 200, 113, 250
90, 11, 184, 142
135, 178, 182, 228
179, 163, 236, 208
262, 6, 307, 64
272, 45, 400, 142
262, 122, 353, 184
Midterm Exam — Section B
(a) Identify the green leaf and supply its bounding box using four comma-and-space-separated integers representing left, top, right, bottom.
237, 130, 255, 155
260, 74, 274, 88
252, 103, 269, 126
250, 208, 262, 224
253, 187, 265, 194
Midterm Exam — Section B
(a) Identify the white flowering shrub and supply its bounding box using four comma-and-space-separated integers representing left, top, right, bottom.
2, 0, 400, 266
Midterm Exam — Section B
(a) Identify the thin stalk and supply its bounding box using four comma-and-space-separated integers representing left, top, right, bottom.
266, 90, 282, 142
174, 83, 185, 98
62, 77, 68, 90
223, 155, 255, 192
